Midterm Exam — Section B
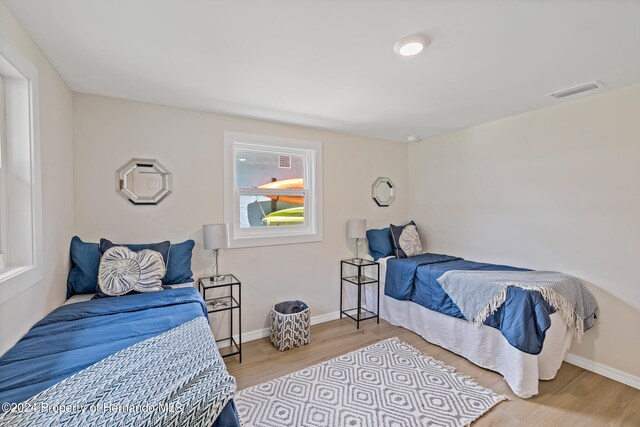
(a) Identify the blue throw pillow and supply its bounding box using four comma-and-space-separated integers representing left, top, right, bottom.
67, 236, 101, 298
366, 228, 395, 261
99, 238, 171, 266
163, 240, 195, 285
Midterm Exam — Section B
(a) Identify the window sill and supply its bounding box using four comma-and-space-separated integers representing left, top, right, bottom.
0, 265, 31, 283
229, 231, 323, 249
0, 264, 43, 304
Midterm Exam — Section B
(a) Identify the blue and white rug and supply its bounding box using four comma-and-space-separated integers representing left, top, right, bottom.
235, 337, 507, 427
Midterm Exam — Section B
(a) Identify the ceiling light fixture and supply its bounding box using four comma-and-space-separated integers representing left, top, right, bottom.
394, 33, 430, 57
406, 135, 422, 142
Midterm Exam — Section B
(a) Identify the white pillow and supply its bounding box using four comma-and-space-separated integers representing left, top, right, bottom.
98, 246, 166, 296
398, 224, 423, 257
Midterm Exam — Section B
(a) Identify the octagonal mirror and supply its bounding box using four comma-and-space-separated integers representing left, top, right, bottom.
116, 158, 172, 205
372, 177, 395, 207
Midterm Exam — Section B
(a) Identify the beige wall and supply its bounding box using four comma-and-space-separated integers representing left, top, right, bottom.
73, 93, 408, 336
408, 85, 640, 378
0, 3, 75, 354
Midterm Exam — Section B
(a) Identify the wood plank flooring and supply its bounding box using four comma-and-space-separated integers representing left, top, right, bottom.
225, 318, 640, 426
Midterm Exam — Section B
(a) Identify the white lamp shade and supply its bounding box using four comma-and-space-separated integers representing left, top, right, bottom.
203, 224, 229, 249
347, 219, 367, 239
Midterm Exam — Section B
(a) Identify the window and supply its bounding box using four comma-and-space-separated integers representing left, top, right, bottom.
0, 76, 5, 270
0, 38, 43, 303
0, 76, 7, 273
224, 132, 323, 248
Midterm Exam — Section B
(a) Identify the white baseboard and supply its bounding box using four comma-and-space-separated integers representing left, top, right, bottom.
232, 310, 341, 344
310, 310, 342, 326
237, 327, 269, 343
564, 352, 640, 390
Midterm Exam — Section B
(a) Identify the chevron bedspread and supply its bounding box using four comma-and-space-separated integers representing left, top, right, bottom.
0, 287, 239, 426
0, 317, 236, 426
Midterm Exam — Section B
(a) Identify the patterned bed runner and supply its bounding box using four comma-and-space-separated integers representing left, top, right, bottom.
0, 317, 236, 426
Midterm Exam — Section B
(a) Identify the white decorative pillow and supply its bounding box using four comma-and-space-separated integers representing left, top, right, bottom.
98, 246, 166, 296
398, 224, 423, 257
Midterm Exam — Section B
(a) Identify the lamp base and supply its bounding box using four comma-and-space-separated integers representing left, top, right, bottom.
209, 249, 225, 282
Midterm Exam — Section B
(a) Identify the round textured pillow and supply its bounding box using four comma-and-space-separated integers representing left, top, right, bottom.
98, 246, 166, 296
398, 224, 423, 257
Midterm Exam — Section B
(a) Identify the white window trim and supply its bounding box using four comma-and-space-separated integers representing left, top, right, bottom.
0, 76, 6, 270
0, 36, 44, 305
224, 132, 323, 248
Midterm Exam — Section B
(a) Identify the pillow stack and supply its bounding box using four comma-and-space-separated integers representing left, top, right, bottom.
97, 239, 169, 296
98, 246, 166, 295
366, 221, 424, 260
67, 236, 195, 298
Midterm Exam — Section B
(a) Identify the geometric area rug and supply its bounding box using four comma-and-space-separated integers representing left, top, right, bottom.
235, 337, 507, 426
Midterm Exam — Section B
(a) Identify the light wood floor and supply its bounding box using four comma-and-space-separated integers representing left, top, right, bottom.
225, 318, 640, 426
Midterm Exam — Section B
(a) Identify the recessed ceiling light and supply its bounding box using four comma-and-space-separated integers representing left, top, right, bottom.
394, 34, 430, 57
406, 135, 422, 142
238, 158, 247, 162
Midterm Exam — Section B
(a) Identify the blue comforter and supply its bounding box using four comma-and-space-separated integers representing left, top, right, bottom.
0, 287, 239, 426
385, 254, 554, 354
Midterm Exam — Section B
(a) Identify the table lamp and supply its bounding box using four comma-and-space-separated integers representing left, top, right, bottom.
203, 223, 229, 281
347, 219, 367, 262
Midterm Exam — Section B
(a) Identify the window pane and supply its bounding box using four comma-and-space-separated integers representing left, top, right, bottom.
236, 150, 304, 189
239, 194, 305, 228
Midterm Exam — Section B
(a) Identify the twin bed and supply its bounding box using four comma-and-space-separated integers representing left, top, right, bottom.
0, 287, 240, 426
364, 253, 592, 398
0, 236, 241, 425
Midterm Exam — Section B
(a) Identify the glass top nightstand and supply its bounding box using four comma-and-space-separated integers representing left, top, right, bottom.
341, 258, 377, 267
200, 274, 240, 289
198, 274, 242, 363
340, 259, 380, 329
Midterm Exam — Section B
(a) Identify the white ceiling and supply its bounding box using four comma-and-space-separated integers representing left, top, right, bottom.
3, 0, 640, 142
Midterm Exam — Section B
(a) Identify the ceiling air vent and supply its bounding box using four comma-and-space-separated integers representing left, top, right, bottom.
546, 81, 604, 99
278, 155, 291, 169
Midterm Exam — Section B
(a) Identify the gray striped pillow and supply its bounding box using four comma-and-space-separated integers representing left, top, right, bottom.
98, 246, 166, 296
